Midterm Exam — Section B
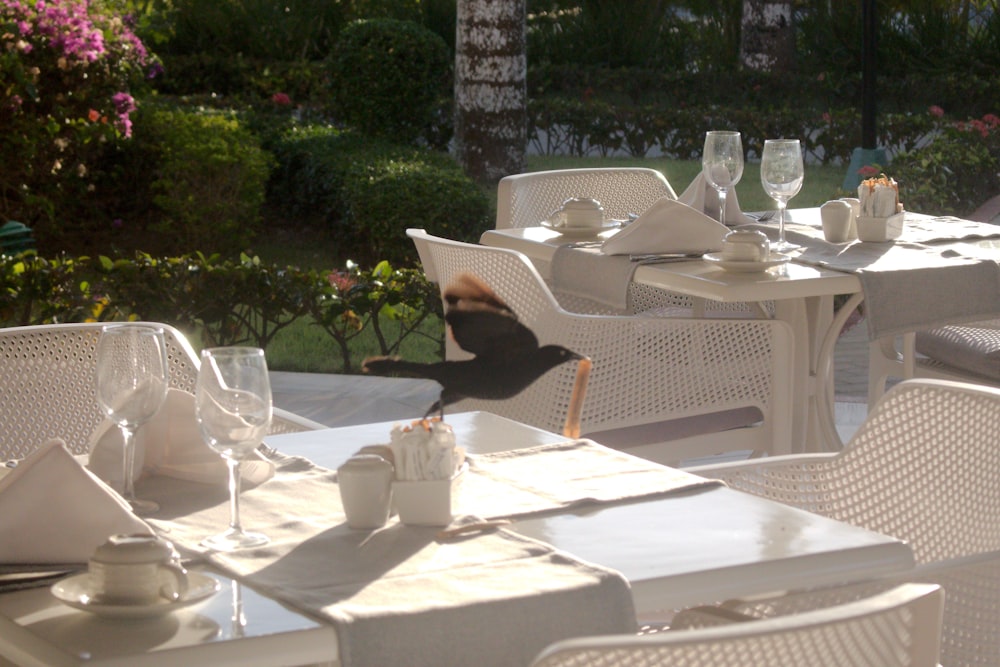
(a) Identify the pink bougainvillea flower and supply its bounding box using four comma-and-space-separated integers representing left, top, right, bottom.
328, 271, 356, 292
271, 92, 291, 105
111, 91, 135, 115
928, 105, 945, 118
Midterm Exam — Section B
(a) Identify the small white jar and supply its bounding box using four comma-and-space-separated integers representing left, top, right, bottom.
338, 454, 394, 529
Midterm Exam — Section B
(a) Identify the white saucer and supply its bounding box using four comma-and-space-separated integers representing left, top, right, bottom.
51, 571, 220, 619
540, 220, 620, 238
703, 252, 792, 273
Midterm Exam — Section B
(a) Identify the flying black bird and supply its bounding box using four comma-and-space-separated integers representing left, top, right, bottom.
363, 272, 585, 418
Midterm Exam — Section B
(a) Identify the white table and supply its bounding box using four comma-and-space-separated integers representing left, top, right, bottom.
0, 412, 914, 666
266, 412, 913, 614
0, 567, 338, 667
481, 214, 862, 452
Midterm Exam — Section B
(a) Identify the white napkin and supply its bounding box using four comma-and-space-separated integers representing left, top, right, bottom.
601, 197, 729, 255
87, 389, 275, 489
678, 172, 755, 226
0, 439, 151, 563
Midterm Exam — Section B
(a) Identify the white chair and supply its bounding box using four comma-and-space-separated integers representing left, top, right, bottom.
690, 378, 1000, 667
408, 229, 794, 464
531, 583, 944, 667
0, 322, 323, 460
869, 320, 1000, 408
496, 167, 677, 230
691, 378, 1000, 565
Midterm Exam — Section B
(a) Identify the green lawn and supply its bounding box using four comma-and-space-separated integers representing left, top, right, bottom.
525, 156, 850, 212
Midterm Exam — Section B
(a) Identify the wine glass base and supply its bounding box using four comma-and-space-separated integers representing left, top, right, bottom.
201, 529, 269, 552
128, 498, 160, 516
771, 240, 801, 253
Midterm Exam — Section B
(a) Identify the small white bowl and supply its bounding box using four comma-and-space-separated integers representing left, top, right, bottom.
550, 197, 604, 228
721, 229, 770, 261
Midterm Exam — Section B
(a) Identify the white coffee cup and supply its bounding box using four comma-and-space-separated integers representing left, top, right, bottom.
558, 197, 604, 228
821, 200, 854, 243
89, 534, 189, 605
721, 229, 770, 261
338, 454, 394, 529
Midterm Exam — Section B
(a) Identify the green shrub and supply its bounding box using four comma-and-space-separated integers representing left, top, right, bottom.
266, 127, 489, 265
132, 105, 273, 255
340, 151, 491, 266
266, 126, 372, 227
328, 18, 452, 147
892, 112, 1000, 217
0, 0, 156, 249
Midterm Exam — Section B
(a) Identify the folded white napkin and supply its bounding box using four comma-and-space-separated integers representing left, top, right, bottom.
601, 197, 729, 255
678, 172, 755, 226
0, 439, 151, 563
88, 389, 275, 489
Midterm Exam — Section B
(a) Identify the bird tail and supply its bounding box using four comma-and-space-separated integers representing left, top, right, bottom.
362, 356, 431, 378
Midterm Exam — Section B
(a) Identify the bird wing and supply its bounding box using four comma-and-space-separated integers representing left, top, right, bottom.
443, 273, 539, 360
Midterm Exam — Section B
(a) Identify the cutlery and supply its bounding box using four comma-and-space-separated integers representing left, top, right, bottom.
0, 567, 81, 593
629, 252, 706, 264
750, 210, 776, 222
436, 520, 511, 540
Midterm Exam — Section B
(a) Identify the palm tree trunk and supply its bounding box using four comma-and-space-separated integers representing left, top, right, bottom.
741, 0, 796, 71
454, 0, 527, 185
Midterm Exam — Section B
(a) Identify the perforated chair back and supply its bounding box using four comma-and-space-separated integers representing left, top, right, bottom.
531, 583, 944, 667
408, 229, 794, 462
496, 168, 676, 229
694, 378, 1000, 565
0, 322, 321, 460
869, 320, 1000, 408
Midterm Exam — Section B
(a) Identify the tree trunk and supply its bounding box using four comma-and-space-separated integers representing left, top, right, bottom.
740, 0, 795, 72
454, 0, 526, 185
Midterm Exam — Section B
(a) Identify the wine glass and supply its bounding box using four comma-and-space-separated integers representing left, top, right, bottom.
760, 138, 804, 252
195, 347, 272, 551
96, 324, 168, 515
702, 130, 745, 227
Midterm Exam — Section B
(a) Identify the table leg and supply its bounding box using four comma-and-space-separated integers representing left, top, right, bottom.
814, 292, 865, 452
773, 299, 810, 452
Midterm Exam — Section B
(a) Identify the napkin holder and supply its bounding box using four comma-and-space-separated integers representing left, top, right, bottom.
857, 212, 905, 243
394, 463, 467, 526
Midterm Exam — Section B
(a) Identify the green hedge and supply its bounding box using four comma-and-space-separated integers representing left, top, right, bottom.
267, 127, 490, 266
0, 251, 443, 374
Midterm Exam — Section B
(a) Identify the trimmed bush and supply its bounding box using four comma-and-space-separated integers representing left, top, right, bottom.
340, 151, 490, 266
328, 18, 452, 147
129, 105, 273, 255
267, 127, 490, 265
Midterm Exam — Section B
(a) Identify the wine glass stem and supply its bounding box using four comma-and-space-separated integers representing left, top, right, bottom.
718, 188, 728, 226
777, 201, 788, 243
120, 425, 138, 502
227, 458, 244, 534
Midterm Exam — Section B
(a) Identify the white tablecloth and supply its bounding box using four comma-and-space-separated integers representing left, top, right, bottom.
746, 215, 1000, 340
138, 440, 714, 667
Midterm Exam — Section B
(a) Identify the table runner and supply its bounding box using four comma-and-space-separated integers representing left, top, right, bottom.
744, 220, 1000, 341
461, 440, 723, 518
551, 243, 637, 311
137, 439, 715, 667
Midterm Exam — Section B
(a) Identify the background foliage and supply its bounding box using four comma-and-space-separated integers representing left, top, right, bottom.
2, 0, 999, 371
